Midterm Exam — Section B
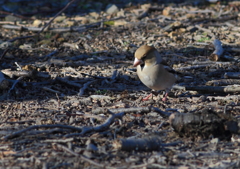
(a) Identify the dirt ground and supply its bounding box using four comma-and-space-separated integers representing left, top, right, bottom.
0, 0, 240, 168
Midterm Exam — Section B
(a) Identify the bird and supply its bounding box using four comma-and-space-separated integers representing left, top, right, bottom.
133, 45, 177, 101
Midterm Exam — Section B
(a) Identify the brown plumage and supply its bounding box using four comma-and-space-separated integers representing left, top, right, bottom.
133, 45, 177, 101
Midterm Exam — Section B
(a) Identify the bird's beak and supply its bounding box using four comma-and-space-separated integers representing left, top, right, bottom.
133, 58, 143, 67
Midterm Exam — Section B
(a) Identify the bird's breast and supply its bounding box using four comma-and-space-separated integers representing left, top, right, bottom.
137, 65, 158, 89
137, 64, 176, 90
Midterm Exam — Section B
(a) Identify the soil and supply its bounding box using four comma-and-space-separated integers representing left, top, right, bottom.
0, 0, 240, 168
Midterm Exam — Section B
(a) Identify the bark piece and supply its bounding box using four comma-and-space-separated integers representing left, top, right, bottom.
209, 39, 224, 61
169, 108, 233, 140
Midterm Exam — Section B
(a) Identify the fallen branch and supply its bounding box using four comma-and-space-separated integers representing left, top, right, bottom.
3, 124, 82, 140
65, 112, 125, 137
92, 106, 171, 117
224, 72, 240, 79
79, 80, 97, 96
206, 79, 240, 86
185, 85, 240, 93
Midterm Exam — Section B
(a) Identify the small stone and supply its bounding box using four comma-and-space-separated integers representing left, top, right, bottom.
75, 16, 89, 24
163, 7, 171, 16
5, 15, 22, 22
89, 12, 99, 19
141, 4, 151, 10
105, 4, 119, 14
66, 21, 75, 27
114, 20, 127, 26
33, 19, 42, 27
194, 35, 203, 41
210, 138, 219, 144
54, 16, 66, 23
0, 41, 12, 49
148, 112, 159, 117
117, 9, 125, 17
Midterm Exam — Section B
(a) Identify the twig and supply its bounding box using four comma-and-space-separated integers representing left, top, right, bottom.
175, 65, 209, 71
54, 143, 79, 156
15, 62, 22, 71
0, 48, 10, 60
2, 25, 76, 32
3, 124, 82, 140
92, 106, 171, 117
1, 69, 50, 79
65, 112, 125, 137
55, 77, 82, 88
79, 80, 96, 96
2, 69, 34, 78
39, 49, 58, 60
137, 8, 150, 20
0, 72, 9, 89
92, 107, 151, 114
80, 155, 105, 168
26, 128, 71, 136
195, 25, 214, 37
8, 35, 34, 42
0, 120, 35, 124
8, 76, 24, 95
150, 107, 171, 117
42, 86, 61, 94
38, 0, 76, 34
44, 138, 74, 143
2, 0, 76, 44
89, 95, 113, 101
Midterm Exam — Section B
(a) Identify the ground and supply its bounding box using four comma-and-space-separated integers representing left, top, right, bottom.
0, 0, 240, 168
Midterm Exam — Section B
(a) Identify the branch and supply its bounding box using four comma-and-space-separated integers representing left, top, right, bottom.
38, 0, 76, 34
3, 124, 82, 140
224, 72, 240, 79
185, 85, 240, 93
206, 79, 240, 86
65, 112, 125, 137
